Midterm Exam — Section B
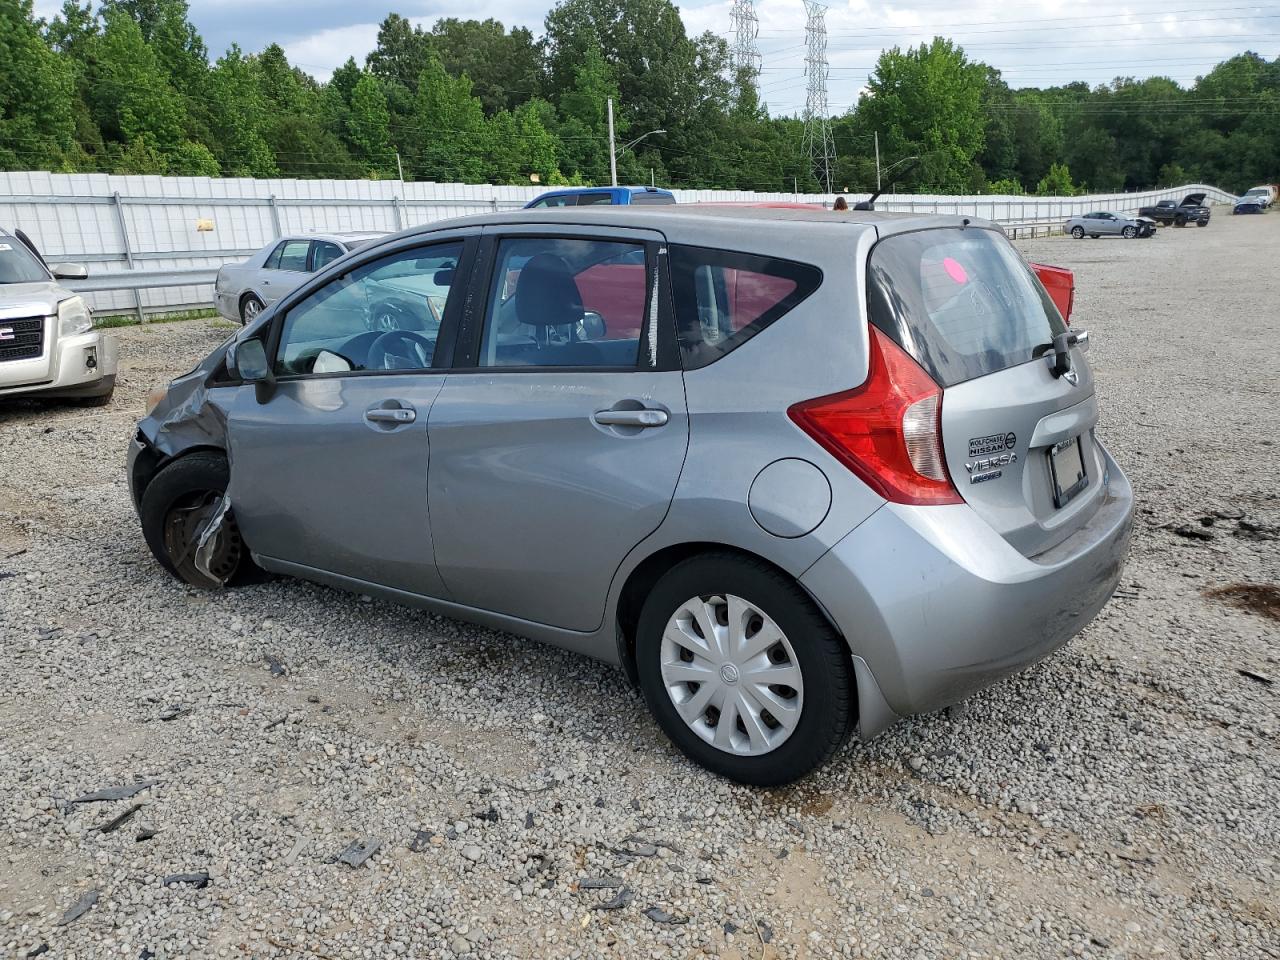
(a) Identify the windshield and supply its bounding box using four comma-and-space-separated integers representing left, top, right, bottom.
0, 236, 49, 284
867, 227, 1067, 387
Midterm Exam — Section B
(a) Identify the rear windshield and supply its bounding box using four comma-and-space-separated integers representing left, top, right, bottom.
867, 227, 1065, 387
0, 236, 49, 284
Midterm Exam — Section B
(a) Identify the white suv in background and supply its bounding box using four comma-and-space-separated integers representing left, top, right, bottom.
0, 229, 117, 406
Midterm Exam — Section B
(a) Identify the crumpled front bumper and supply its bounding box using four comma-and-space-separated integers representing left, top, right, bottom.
801, 443, 1134, 733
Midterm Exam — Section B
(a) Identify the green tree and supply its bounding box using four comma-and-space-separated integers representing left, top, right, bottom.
202, 45, 275, 177
367, 13, 433, 92
92, 7, 191, 168
856, 38, 987, 192
347, 73, 396, 177
255, 44, 359, 179
1036, 162, 1077, 196
409, 56, 491, 182
431, 18, 542, 114
0, 0, 76, 170
555, 44, 617, 184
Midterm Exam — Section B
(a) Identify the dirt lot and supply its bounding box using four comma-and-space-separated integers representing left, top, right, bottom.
1, 212, 1277, 960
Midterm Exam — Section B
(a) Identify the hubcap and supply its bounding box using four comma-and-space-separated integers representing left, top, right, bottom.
660, 594, 804, 756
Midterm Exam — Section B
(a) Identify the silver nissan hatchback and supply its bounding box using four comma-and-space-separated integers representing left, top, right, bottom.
128, 207, 1133, 785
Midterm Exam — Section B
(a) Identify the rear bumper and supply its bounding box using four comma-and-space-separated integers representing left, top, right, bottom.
214, 291, 241, 322
802, 443, 1133, 731
0, 329, 118, 399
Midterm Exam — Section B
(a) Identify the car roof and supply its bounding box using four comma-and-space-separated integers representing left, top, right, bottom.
275, 232, 386, 244
398, 204, 989, 241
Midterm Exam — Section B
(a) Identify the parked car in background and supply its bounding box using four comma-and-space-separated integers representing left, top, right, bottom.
1064, 211, 1156, 239
0, 228, 117, 405
1233, 197, 1267, 215
129, 205, 1132, 785
215, 232, 385, 324
524, 186, 676, 208
1240, 187, 1273, 208
1138, 193, 1211, 227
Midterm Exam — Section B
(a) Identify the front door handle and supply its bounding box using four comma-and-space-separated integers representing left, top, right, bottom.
366, 407, 416, 424
592, 409, 668, 428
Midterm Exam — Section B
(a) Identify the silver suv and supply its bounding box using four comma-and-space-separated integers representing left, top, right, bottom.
0, 229, 117, 405
128, 207, 1133, 785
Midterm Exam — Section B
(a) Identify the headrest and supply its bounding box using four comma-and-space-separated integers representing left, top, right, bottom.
514, 253, 583, 328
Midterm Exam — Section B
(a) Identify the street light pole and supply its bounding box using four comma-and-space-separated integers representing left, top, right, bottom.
607, 97, 618, 187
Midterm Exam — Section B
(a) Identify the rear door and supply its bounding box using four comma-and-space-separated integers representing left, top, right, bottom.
426, 225, 689, 632
867, 226, 1103, 556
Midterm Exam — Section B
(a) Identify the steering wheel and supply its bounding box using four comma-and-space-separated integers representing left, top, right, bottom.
368, 330, 434, 370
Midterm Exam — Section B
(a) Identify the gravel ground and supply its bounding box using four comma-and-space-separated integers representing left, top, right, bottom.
1, 212, 1277, 960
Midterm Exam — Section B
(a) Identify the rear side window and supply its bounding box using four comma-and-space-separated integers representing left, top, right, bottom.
576, 193, 614, 206
630, 193, 676, 205
669, 245, 821, 369
867, 228, 1066, 387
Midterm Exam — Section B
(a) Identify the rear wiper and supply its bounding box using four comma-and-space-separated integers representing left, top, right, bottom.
1033, 330, 1089, 379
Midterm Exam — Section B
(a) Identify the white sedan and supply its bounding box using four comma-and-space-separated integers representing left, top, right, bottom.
214, 233, 384, 324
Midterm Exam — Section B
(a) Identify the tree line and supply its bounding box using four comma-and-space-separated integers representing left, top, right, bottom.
1, 0, 1276, 195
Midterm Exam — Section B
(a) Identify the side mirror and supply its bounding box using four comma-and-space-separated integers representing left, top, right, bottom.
230, 338, 276, 402
576, 311, 607, 342
51, 263, 89, 280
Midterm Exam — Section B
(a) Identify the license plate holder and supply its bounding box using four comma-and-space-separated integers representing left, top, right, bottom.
1048, 436, 1089, 508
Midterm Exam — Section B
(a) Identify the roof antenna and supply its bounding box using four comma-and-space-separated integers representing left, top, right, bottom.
854, 157, 922, 210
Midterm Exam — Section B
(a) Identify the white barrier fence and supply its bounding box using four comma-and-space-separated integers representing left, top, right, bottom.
0, 172, 1237, 318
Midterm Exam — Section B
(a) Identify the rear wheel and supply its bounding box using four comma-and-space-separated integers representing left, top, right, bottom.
239, 293, 265, 325
1089, 234, 1099, 239
140, 452, 251, 588
1174, 217, 1186, 228
1122, 225, 1137, 239
635, 553, 853, 786
1070, 226, 1085, 239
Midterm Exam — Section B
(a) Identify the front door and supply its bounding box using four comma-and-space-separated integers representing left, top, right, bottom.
427, 228, 689, 632
227, 236, 472, 596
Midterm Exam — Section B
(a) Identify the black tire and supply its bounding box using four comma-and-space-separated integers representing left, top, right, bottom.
1122, 225, 1136, 239
239, 293, 265, 325
1070, 226, 1085, 239
75, 389, 113, 407
1174, 217, 1186, 228
140, 451, 251, 588
635, 552, 854, 786
1196, 219, 1208, 227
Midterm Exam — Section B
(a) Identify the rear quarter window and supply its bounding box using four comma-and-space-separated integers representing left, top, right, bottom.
669, 245, 821, 369
867, 228, 1066, 387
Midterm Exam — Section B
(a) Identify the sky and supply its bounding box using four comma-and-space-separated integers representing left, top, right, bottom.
34, 0, 1279, 116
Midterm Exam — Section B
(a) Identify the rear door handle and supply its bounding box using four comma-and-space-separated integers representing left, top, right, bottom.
366, 407, 416, 424
592, 409, 668, 428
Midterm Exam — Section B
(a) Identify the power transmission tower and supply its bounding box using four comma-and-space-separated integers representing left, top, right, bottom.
729, 0, 761, 81
801, 0, 836, 194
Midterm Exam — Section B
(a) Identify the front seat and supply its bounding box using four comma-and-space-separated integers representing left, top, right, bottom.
510, 254, 601, 366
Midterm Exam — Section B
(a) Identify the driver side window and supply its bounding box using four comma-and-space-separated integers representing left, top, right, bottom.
275, 241, 464, 376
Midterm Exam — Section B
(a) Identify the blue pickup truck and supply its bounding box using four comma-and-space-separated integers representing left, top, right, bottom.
524, 186, 676, 209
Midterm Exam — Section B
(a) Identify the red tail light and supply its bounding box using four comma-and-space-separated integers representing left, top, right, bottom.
788, 326, 962, 506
